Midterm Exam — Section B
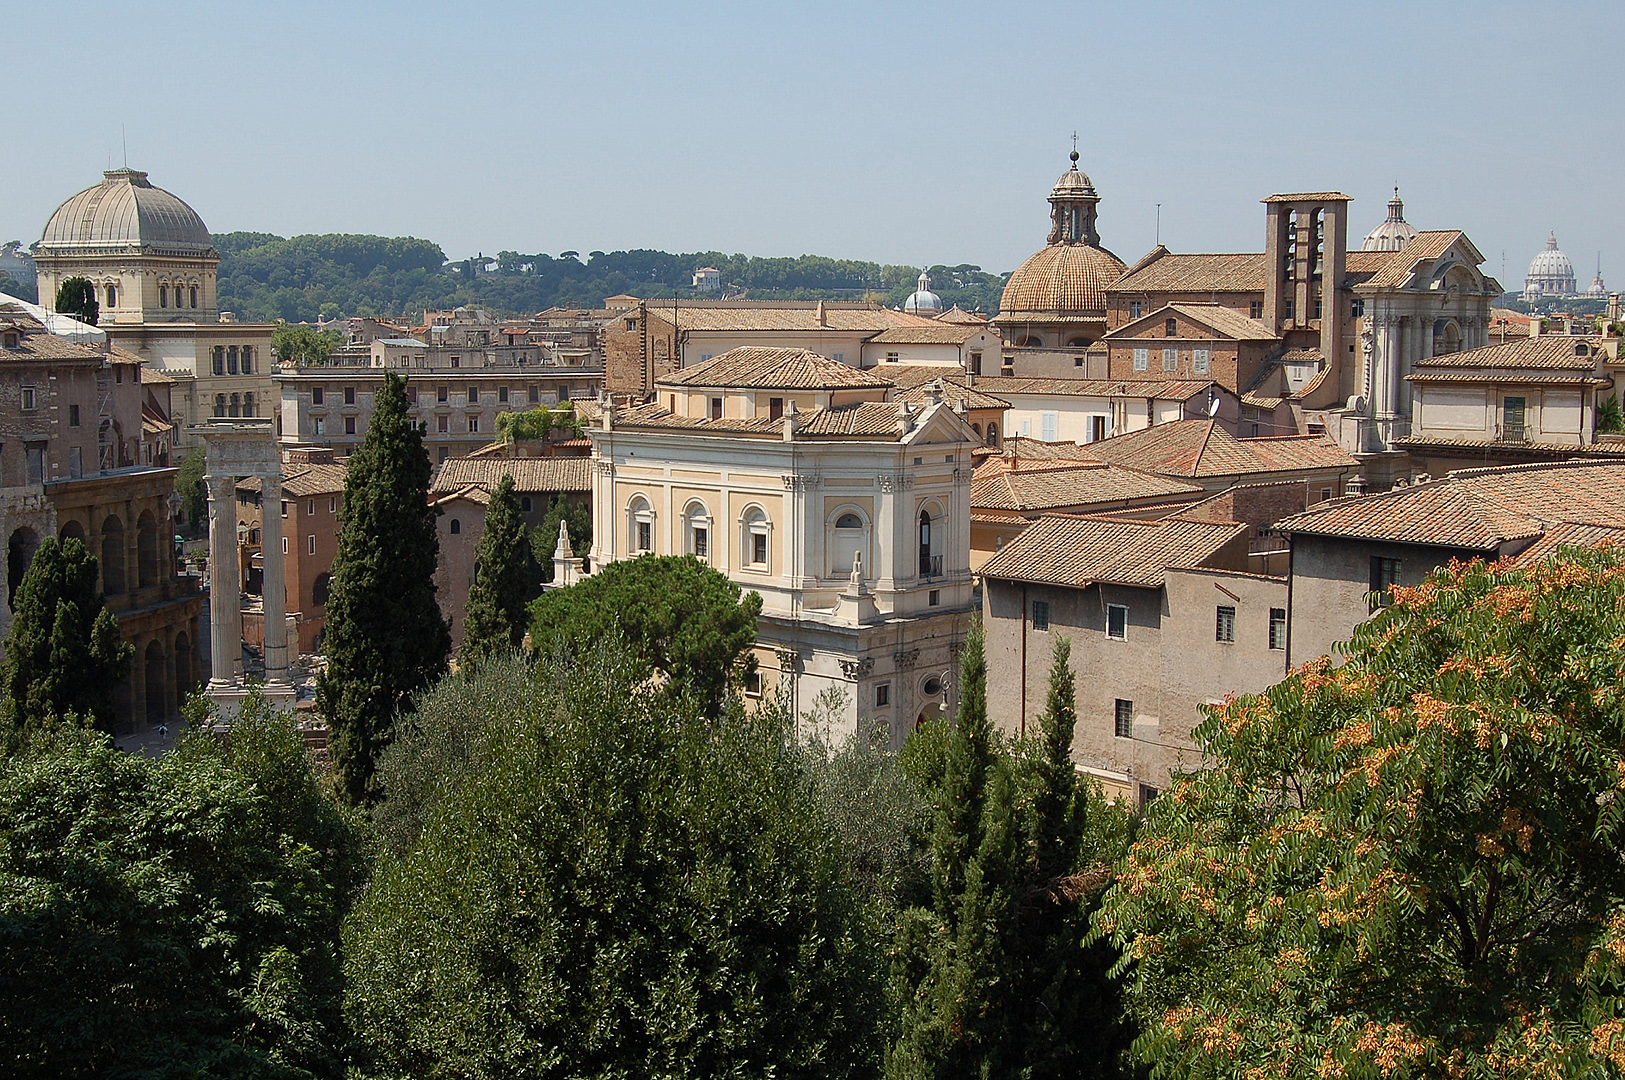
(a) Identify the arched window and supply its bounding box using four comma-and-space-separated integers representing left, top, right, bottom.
144, 640, 166, 723
7, 527, 39, 610
449, 519, 461, 535
214, 394, 226, 417
159, 285, 168, 308
971, 423, 982, 439
1432, 319, 1462, 357
1019, 335, 1043, 348
213, 346, 225, 376
229, 393, 241, 418
628, 496, 654, 554
684, 500, 711, 561
741, 505, 770, 570
189, 285, 198, 308
174, 631, 193, 697
101, 515, 126, 595
241, 346, 253, 374
986, 422, 1000, 448
137, 510, 159, 589
918, 507, 937, 578
104, 283, 117, 308
243, 392, 255, 417
1067, 336, 1091, 347
58, 519, 85, 545
312, 572, 332, 606
520, 496, 533, 514
829, 507, 869, 578
227, 346, 239, 375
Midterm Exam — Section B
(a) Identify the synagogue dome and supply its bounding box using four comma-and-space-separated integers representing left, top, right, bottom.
37, 169, 214, 255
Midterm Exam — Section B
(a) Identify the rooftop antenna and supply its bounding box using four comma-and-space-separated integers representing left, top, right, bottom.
1071, 130, 1077, 158
1156, 203, 1162, 246
121, 125, 127, 168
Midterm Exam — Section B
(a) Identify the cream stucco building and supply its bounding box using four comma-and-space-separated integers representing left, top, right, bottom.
32, 168, 276, 442
586, 347, 980, 742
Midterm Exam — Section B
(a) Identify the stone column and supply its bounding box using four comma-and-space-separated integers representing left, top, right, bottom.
205, 473, 240, 691
259, 476, 290, 690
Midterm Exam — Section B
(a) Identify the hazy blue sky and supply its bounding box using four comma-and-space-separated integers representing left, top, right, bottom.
6, 0, 1620, 284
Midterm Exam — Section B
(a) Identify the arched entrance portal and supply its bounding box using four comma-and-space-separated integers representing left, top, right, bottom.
173, 632, 193, 704
7, 527, 39, 609
144, 640, 167, 724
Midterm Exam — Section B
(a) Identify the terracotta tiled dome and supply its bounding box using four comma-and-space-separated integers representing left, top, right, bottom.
999, 242, 1126, 320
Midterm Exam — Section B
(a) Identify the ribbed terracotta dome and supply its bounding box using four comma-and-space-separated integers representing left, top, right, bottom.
999, 243, 1126, 320
38, 169, 214, 255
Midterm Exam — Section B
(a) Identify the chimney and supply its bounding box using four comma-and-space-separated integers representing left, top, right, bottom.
1530, 318, 1542, 338
816, 300, 827, 327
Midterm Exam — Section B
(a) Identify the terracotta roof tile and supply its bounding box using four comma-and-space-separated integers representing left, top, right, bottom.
1104, 302, 1277, 342
1391, 435, 1625, 456
1359, 231, 1465, 289
972, 456, 1202, 512
1277, 461, 1625, 549
658, 347, 894, 390
431, 456, 592, 494
1086, 420, 1356, 478
978, 514, 1247, 588
977, 376, 1214, 399
645, 302, 940, 334
1413, 336, 1607, 370
1263, 192, 1353, 203
1108, 251, 1267, 294
886, 366, 1011, 410
867, 324, 985, 345
1504, 521, 1625, 565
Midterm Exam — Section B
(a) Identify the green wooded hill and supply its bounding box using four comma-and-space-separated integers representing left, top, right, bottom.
213, 232, 1008, 322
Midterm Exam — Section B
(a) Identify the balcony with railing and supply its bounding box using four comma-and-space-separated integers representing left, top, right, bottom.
919, 553, 943, 578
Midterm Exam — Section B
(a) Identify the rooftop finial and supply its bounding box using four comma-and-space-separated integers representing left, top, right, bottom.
1070, 131, 1079, 166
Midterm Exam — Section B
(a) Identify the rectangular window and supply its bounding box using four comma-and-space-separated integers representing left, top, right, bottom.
1192, 348, 1209, 375
280, 501, 289, 518
307, 535, 316, 555
1371, 557, 1401, 610
693, 527, 708, 559
711, 397, 723, 420
450, 356, 460, 369
1115, 699, 1134, 739
311, 386, 324, 405
636, 520, 652, 552
344, 416, 356, 435
467, 417, 479, 433
24, 443, 43, 484
20, 386, 36, 411
1269, 608, 1287, 650
1320, 487, 1333, 502
969, 351, 982, 375
752, 531, 768, 566
1216, 605, 1236, 643
498, 386, 509, 402
1351, 299, 1364, 318
1089, 415, 1107, 442
1284, 299, 1295, 320
928, 589, 940, 607
1106, 603, 1128, 640
408, 387, 419, 404
467, 385, 479, 404
329, 497, 336, 513
1041, 413, 1057, 441
1032, 599, 1049, 630
528, 385, 539, 403
344, 386, 355, 405
1250, 300, 1264, 319
307, 499, 315, 516
744, 669, 763, 698
886, 351, 899, 363
437, 415, 449, 433
832, 352, 844, 364
1162, 347, 1178, 372
437, 386, 448, 403
769, 397, 784, 421
1129, 301, 1142, 319
875, 682, 890, 707
313, 418, 325, 435
68, 445, 82, 478
69, 404, 80, 427
281, 537, 288, 554
1132, 348, 1149, 371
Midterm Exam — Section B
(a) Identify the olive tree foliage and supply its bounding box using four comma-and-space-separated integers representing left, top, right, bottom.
344, 645, 883, 1079
0, 692, 363, 1079
1100, 547, 1625, 1079
0, 537, 131, 739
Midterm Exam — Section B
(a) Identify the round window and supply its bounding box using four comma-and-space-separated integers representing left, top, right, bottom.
922, 675, 943, 697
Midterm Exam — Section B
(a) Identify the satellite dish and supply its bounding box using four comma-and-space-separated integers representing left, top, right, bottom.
1207, 395, 1221, 417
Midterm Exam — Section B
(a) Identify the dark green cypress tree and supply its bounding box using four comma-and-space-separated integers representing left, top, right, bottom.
0, 536, 132, 738
316, 371, 449, 804
54, 276, 99, 326
460, 474, 529, 666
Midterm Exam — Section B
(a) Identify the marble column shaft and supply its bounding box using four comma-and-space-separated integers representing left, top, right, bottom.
259, 477, 290, 688
205, 474, 240, 689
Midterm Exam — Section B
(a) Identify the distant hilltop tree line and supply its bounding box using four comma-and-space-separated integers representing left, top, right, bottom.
212, 231, 1008, 323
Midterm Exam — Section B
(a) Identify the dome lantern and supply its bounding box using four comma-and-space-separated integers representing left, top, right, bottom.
1047, 149, 1101, 246
1361, 187, 1419, 252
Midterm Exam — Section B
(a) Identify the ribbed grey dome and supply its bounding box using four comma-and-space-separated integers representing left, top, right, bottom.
1362, 190, 1419, 252
38, 169, 214, 255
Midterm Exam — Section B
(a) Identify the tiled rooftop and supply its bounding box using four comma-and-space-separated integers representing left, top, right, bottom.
1412, 336, 1608, 371
972, 456, 1202, 512
1105, 302, 1278, 342
1109, 249, 1267, 294
886, 366, 1011, 410
1086, 420, 1357, 478
431, 456, 592, 494
658, 347, 895, 390
1277, 461, 1625, 550
976, 376, 1215, 400
644, 302, 940, 334
978, 514, 1247, 588
1359, 231, 1466, 289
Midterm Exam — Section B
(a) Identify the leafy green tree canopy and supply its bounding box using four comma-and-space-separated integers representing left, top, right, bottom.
174, 445, 207, 529
316, 371, 449, 803
346, 646, 882, 1078
0, 695, 362, 1078
529, 554, 761, 707
0, 537, 131, 738
53, 276, 97, 326
1101, 547, 1625, 1079
272, 321, 342, 366
532, 495, 590, 585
